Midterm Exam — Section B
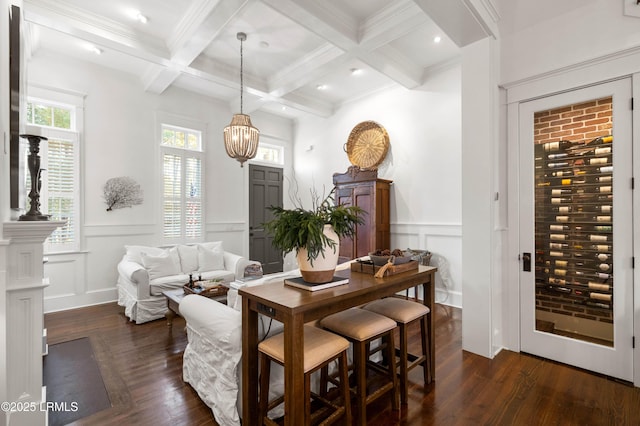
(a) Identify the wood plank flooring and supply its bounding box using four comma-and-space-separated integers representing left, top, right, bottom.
44, 302, 640, 425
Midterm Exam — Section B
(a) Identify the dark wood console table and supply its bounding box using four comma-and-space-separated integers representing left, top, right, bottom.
241, 265, 437, 425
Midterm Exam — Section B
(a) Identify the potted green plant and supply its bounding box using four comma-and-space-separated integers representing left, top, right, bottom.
265, 190, 364, 283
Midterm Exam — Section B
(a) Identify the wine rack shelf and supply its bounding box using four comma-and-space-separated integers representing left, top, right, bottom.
534, 136, 613, 314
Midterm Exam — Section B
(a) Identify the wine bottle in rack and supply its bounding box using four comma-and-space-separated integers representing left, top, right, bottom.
548, 162, 569, 168
594, 205, 612, 213
589, 157, 609, 165
588, 282, 610, 291
543, 141, 572, 151
597, 166, 613, 173
549, 243, 568, 249
548, 153, 568, 159
551, 206, 571, 213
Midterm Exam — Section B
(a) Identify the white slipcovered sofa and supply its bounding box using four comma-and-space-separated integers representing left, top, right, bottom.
180, 271, 300, 426
117, 241, 256, 324
180, 263, 360, 425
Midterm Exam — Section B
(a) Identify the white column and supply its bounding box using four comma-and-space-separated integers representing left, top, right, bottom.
2, 221, 62, 426
461, 37, 502, 358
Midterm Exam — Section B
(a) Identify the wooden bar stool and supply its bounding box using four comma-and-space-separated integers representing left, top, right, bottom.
320, 308, 399, 426
363, 297, 431, 404
258, 325, 351, 426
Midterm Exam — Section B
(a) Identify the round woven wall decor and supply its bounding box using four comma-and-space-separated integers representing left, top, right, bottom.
344, 121, 390, 170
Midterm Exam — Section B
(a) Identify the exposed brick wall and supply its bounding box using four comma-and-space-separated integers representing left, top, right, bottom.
533, 96, 613, 329
534, 97, 612, 145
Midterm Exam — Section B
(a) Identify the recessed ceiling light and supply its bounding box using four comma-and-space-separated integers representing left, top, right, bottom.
316, 84, 327, 90
127, 9, 148, 23
433, 35, 442, 43
85, 44, 102, 55
350, 68, 362, 76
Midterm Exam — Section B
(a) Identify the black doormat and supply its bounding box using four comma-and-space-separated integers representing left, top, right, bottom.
43, 337, 111, 426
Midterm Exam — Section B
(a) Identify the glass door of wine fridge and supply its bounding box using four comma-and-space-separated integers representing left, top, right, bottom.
519, 78, 633, 381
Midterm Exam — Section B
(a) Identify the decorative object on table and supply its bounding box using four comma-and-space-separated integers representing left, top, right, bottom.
351, 258, 418, 277
264, 189, 364, 283
284, 275, 349, 292
405, 248, 432, 266
223, 32, 259, 167
243, 263, 263, 279
19, 134, 50, 221
344, 120, 390, 170
368, 248, 412, 266
103, 176, 143, 211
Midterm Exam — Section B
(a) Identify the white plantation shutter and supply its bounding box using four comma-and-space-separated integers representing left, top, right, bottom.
185, 157, 202, 239
45, 139, 76, 245
161, 124, 203, 242
163, 154, 182, 239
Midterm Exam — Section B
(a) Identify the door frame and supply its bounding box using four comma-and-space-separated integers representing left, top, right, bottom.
518, 79, 633, 381
505, 65, 640, 386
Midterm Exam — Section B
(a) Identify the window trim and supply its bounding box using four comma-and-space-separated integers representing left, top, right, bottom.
26, 85, 84, 254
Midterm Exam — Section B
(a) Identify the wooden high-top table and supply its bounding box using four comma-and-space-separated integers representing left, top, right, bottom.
241, 265, 437, 426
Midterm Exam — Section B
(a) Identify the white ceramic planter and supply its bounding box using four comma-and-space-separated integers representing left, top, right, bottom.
297, 225, 339, 283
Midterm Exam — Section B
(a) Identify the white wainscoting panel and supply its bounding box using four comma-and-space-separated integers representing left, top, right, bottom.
392, 222, 462, 308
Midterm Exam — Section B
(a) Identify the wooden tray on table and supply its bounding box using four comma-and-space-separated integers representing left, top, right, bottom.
350, 259, 419, 276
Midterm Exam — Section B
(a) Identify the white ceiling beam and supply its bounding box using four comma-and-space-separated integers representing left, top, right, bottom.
267, 44, 347, 98
142, 64, 182, 94
261, 0, 426, 92
168, 0, 252, 65
410, 0, 496, 47
145, 0, 252, 94
23, 0, 170, 65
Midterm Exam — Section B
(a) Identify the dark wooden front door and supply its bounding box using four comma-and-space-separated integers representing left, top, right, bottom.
249, 165, 283, 274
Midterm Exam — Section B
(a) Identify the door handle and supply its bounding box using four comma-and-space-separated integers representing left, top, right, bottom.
522, 252, 531, 272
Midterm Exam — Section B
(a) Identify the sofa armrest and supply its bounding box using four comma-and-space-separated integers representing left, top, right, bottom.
180, 295, 242, 351
117, 258, 151, 299
223, 252, 262, 280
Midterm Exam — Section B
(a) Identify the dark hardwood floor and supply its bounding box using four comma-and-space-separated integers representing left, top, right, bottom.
44, 302, 640, 425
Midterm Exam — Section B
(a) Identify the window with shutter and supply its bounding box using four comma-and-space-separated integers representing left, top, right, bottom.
160, 124, 204, 242
25, 91, 81, 253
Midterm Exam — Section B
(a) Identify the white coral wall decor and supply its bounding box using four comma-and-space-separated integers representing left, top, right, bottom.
103, 177, 144, 211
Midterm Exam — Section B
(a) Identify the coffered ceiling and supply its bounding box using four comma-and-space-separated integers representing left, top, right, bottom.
21, 0, 492, 119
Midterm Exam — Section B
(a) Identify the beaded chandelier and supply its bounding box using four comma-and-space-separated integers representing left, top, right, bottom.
223, 32, 259, 167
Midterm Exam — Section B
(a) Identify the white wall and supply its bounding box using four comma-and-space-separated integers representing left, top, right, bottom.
27, 50, 293, 312
292, 64, 463, 307
499, 0, 640, 85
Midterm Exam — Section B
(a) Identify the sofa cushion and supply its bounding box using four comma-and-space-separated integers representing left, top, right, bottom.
199, 241, 223, 252
141, 247, 181, 281
198, 244, 225, 272
178, 244, 199, 273
125, 245, 165, 265
149, 274, 189, 296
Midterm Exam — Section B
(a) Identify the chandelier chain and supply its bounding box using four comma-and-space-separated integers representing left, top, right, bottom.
240, 35, 244, 114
